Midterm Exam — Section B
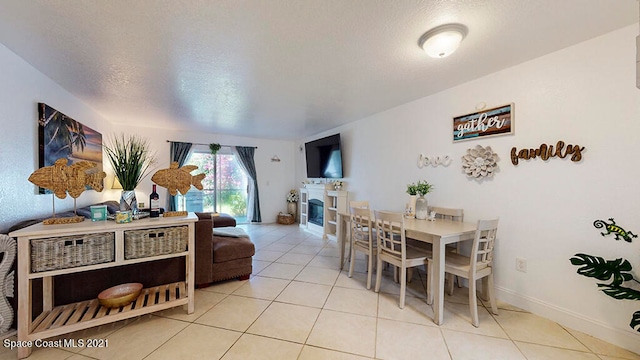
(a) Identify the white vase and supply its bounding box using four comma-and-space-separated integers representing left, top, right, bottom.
287, 201, 297, 219
120, 190, 139, 214
408, 195, 417, 218
415, 195, 428, 220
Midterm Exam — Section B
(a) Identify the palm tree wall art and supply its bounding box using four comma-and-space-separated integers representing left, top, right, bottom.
37, 103, 103, 194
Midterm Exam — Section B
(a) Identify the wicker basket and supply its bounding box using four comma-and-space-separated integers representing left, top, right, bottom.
30, 232, 115, 272
277, 212, 295, 225
124, 226, 188, 260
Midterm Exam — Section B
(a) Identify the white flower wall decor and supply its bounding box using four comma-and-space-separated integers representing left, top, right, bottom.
461, 145, 499, 179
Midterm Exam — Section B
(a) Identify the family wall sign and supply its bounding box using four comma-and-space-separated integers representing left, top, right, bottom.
510, 140, 585, 165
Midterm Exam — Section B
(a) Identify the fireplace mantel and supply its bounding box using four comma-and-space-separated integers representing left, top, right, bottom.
305, 183, 330, 201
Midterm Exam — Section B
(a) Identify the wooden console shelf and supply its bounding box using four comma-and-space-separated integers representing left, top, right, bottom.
9, 214, 197, 359
30, 282, 187, 338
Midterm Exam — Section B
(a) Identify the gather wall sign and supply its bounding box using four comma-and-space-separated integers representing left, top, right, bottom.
453, 103, 514, 142
510, 140, 585, 165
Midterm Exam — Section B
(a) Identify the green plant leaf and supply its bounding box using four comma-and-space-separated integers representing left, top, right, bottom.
104, 134, 156, 190
631, 311, 640, 332
570, 253, 633, 286
415, 180, 433, 196
209, 143, 221, 155
596, 284, 640, 300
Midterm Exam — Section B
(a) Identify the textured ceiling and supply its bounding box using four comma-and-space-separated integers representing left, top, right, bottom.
0, 0, 637, 140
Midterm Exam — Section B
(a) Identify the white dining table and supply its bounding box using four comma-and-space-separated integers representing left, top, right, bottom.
336, 213, 478, 325
403, 217, 477, 325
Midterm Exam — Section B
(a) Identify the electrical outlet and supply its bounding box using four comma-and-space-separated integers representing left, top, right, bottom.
516, 258, 527, 273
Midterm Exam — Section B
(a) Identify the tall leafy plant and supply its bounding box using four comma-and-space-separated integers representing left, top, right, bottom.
104, 134, 156, 190
570, 219, 640, 332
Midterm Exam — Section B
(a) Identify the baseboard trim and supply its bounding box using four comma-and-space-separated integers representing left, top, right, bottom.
495, 286, 640, 355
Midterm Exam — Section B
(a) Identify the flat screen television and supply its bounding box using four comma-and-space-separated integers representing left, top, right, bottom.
305, 133, 343, 178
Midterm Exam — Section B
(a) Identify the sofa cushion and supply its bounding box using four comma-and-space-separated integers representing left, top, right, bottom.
195, 212, 236, 228
75, 207, 93, 219
98, 201, 121, 214
213, 227, 248, 238
212, 236, 255, 263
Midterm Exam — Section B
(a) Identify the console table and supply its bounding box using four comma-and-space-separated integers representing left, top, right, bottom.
9, 213, 197, 359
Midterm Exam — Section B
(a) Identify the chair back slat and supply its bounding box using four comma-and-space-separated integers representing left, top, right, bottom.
374, 210, 405, 259
470, 218, 499, 271
428, 206, 464, 222
350, 206, 373, 246
349, 201, 370, 209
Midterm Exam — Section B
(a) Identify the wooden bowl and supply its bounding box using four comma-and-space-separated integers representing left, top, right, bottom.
98, 283, 143, 308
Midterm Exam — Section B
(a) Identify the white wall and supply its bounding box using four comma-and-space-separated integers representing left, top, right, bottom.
297, 25, 640, 353
0, 43, 116, 233
0, 42, 297, 233
118, 125, 296, 224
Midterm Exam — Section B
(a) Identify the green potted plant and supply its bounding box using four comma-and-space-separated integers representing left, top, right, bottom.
415, 180, 433, 196
104, 134, 156, 213
406, 183, 418, 196
209, 143, 221, 155
414, 180, 434, 219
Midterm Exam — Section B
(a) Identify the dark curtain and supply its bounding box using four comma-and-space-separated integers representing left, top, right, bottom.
169, 141, 192, 211
233, 146, 261, 222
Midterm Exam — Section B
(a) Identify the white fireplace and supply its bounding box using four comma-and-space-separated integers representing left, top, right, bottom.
303, 184, 331, 236
299, 183, 348, 240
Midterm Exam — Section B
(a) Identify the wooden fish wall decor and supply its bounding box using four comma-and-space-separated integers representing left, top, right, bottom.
28, 158, 106, 199
151, 162, 205, 196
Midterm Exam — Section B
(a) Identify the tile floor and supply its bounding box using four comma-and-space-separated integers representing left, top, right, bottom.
2, 224, 639, 360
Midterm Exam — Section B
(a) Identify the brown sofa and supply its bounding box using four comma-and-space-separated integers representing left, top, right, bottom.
194, 212, 255, 286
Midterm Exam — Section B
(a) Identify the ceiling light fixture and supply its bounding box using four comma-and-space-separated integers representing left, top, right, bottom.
418, 23, 468, 58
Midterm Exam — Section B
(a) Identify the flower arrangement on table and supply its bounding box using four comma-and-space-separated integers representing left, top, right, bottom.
286, 189, 299, 203
405, 180, 434, 219
406, 183, 418, 196
415, 180, 434, 196
333, 180, 344, 190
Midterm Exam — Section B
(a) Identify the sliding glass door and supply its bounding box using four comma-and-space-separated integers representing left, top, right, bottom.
176, 147, 248, 223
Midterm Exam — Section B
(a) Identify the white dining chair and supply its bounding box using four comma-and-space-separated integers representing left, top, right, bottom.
348, 206, 376, 289
349, 200, 370, 209
431, 206, 465, 287
427, 218, 499, 327
428, 206, 464, 222
374, 210, 430, 308
407, 206, 464, 283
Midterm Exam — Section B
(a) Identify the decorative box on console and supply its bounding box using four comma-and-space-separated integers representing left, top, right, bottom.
30, 232, 115, 272
90, 205, 108, 221
124, 225, 188, 260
